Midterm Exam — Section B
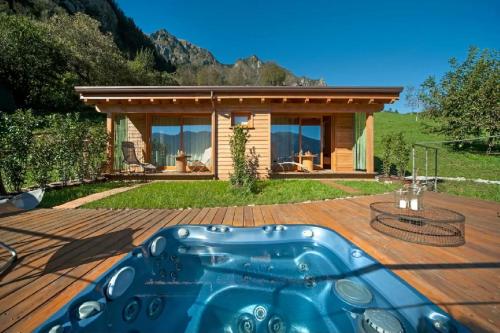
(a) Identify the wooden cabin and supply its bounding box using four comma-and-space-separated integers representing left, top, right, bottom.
75, 86, 402, 180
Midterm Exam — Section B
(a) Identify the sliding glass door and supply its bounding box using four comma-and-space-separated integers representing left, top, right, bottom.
300, 118, 321, 164
271, 117, 300, 163
271, 116, 322, 166
151, 116, 211, 169
151, 117, 181, 168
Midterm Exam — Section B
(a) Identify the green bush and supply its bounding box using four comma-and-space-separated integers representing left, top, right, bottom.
229, 126, 259, 193
84, 124, 109, 180
392, 132, 411, 178
48, 113, 86, 184
0, 109, 37, 192
380, 134, 393, 177
29, 133, 55, 188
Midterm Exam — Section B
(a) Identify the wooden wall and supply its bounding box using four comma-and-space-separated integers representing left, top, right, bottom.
126, 114, 148, 163
332, 113, 354, 172
216, 106, 271, 180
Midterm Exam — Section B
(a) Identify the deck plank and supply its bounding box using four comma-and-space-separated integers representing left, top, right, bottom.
0, 192, 498, 332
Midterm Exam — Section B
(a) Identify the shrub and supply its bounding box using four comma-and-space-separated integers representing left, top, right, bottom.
392, 132, 411, 178
85, 124, 109, 180
0, 109, 37, 192
229, 126, 259, 193
380, 134, 393, 177
29, 133, 55, 188
48, 113, 87, 185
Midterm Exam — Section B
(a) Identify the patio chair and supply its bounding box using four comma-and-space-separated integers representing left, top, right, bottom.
189, 147, 212, 172
0, 241, 17, 275
0, 188, 45, 215
121, 141, 157, 174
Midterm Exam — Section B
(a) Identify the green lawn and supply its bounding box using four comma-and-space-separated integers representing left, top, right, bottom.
437, 180, 500, 202
82, 180, 395, 209
39, 181, 130, 208
375, 112, 500, 180
336, 180, 400, 195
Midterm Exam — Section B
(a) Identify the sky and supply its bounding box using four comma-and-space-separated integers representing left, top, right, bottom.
116, 0, 499, 112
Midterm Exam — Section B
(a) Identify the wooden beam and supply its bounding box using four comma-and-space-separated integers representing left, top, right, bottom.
106, 113, 114, 173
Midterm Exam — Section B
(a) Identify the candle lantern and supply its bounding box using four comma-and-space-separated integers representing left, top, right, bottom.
394, 189, 409, 209
408, 184, 424, 211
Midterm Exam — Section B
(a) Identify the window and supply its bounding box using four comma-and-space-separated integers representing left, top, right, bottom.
232, 113, 253, 128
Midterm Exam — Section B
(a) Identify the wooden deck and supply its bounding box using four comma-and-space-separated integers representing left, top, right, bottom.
0, 192, 498, 332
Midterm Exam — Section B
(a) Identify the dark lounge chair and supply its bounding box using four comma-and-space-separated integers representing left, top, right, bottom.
121, 141, 157, 173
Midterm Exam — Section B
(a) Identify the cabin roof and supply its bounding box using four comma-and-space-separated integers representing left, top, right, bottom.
75, 85, 403, 105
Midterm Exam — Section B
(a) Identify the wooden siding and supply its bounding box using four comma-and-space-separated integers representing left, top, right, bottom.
216, 106, 271, 180
0, 192, 498, 332
121, 113, 148, 173
332, 113, 354, 172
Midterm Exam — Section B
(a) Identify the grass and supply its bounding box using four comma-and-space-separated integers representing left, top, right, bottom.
336, 180, 400, 195
437, 180, 500, 202
82, 180, 395, 209
375, 112, 500, 180
38, 181, 130, 208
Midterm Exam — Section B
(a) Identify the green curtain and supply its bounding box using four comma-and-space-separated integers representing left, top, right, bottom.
113, 115, 128, 170
354, 113, 366, 170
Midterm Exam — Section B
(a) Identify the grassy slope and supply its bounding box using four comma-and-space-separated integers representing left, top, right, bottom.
39, 181, 130, 208
83, 180, 395, 209
374, 112, 500, 180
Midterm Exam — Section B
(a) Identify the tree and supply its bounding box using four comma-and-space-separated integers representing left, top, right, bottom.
0, 14, 75, 113
405, 85, 421, 121
419, 47, 499, 151
259, 62, 287, 86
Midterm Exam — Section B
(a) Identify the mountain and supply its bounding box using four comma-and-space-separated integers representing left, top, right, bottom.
1, 0, 326, 86
151, 29, 326, 86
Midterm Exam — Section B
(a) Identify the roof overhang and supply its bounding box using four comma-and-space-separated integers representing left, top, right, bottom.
75, 86, 403, 106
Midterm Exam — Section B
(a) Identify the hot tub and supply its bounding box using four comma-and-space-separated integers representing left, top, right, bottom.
37, 225, 469, 333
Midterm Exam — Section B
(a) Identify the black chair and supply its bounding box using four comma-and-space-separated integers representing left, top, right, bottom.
121, 141, 157, 173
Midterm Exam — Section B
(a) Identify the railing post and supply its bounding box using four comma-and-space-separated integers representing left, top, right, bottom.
434, 148, 438, 192
412, 146, 416, 185
425, 148, 428, 185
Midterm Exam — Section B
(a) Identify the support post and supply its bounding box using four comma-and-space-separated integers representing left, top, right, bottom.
365, 112, 374, 173
106, 113, 114, 173
434, 149, 438, 192
412, 146, 416, 184
425, 148, 428, 184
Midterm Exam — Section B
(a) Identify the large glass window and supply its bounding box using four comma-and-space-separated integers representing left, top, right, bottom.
183, 117, 212, 164
271, 117, 300, 164
301, 118, 321, 164
271, 117, 322, 166
152, 117, 181, 168
151, 116, 211, 169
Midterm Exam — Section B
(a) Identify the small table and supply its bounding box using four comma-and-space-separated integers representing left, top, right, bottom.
298, 154, 317, 172
369, 202, 465, 247
175, 155, 191, 173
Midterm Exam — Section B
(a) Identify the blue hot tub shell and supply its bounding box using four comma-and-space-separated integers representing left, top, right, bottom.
36, 224, 470, 333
